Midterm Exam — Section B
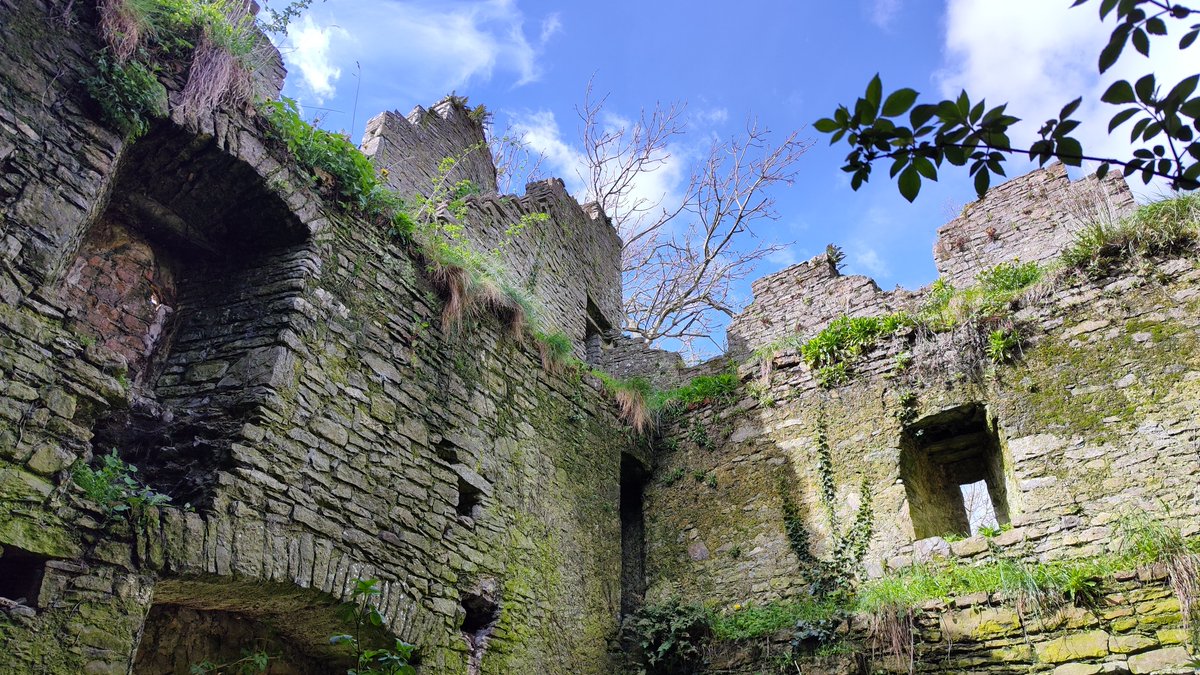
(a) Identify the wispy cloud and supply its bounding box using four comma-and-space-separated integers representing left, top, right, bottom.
851, 248, 890, 277
869, 0, 902, 30
539, 13, 562, 44
280, 0, 559, 108
286, 16, 347, 103
937, 0, 1193, 193
508, 107, 691, 227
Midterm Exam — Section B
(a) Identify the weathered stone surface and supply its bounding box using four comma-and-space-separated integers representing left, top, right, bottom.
1054, 663, 1104, 675
1127, 646, 1193, 674
1036, 631, 1112, 664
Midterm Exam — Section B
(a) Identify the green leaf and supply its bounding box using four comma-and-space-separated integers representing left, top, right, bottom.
973, 169, 990, 197
1057, 137, 1084, 166
1108, 107, 1139, 131
865, 74, 883, 108
882, 88, 919, 117
897, 166, 921, 202
1102, 80, 1136, 104
1135, 74, 1156, 104
814, 118, 840, 133
1182, 28, 1198, 49
913, 155, 937, 180
1099, 28, 1128, 72
1132, 27, 1150, 55
910, 104, 937, 129
1146, 17, 1167, 35
1059, 97, 1082, 119
1165, 74, 1199, 105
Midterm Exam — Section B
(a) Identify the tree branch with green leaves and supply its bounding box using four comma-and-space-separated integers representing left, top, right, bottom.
816, 0, 1200, 202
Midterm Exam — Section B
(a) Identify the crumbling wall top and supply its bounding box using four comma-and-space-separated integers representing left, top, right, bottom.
933, 163, 1136, 287
360, 97, 498, 199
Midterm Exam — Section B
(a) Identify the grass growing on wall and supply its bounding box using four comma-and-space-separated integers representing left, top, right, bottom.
696, 517, 1200, 649
649, 372, 740, 412
1061, 192, 1200, 276
708, 599, 843, 641
90, 0, 270, 132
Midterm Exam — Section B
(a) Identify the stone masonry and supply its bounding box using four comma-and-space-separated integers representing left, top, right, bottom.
0, 4, 636, 674
637, 171, 1199, 672
1, 2, 1198, 674
361, 99, 624, 359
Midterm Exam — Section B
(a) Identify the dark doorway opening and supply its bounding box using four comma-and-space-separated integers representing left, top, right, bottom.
620, 454, 648, 617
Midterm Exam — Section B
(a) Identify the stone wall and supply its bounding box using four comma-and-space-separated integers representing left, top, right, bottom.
933, 163, 1136, 287
709, 572, 1197, 674
635, 158, 1200, 671
0, 5, 636, 674
361, 99, 498, 199
454, 179, 624, 359
725, 255, 921, 359
362, 101, 624, 357
646, 255, 1200, 610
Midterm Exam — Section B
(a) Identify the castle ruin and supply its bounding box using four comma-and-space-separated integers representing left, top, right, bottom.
1, 4, 1198, 675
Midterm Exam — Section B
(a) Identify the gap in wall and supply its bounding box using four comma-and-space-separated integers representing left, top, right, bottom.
900, 403, 1011, 540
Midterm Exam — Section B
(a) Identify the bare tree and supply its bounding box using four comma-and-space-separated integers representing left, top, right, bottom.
576, 81, 688, 260
488, 81, 811, 355
487, 118, 548, 195
574, 83, 811, 352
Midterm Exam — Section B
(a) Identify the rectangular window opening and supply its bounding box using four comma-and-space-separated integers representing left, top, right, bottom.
0, 545, 49, 608
900, 403, 1012, 540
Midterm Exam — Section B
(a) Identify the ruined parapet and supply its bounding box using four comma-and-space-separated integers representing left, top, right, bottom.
599, 334, 687, 391
452, 178, 623, 357
934, 163, 1136, 286
724, 254, 920, 359
361, 101, 622, 356
360, 97, 498, 200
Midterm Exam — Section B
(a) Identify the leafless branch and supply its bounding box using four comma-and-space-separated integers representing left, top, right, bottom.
587, 104, 811, 353
488, 119, 547, 194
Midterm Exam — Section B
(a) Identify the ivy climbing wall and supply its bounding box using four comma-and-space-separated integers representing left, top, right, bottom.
639, 200, 1200, 671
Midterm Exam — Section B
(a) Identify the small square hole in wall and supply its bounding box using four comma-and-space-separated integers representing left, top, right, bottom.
900, 403, 1013, 540
456, 477, 483, 522
0, 544, 49, 608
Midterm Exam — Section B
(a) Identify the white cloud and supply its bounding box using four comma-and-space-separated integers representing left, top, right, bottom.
694, 107, 729, 127
870, 0, 901, 30
539, 13, 562, 44
938, 0, 1193, 195
286, 16, 347, 103
851, 248, 891, 278
508, 108, 691, 232
508, 109, 587, 191
281, 0, 558, 107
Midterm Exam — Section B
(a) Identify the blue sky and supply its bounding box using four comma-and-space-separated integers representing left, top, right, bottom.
271, 0, 1190, 349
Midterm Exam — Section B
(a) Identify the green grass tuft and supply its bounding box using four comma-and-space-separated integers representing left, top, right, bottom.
1061, 193, 1199, 276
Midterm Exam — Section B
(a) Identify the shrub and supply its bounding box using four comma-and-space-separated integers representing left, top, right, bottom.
331, 578, 418, 675
261, 97, 387, 213
799, 313, 912, 387
84, 50, 168, 138
73, 450, 171, 518
985, 327, 1022, 364
976, 259, 1043, 294
621, 600, 710, 675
